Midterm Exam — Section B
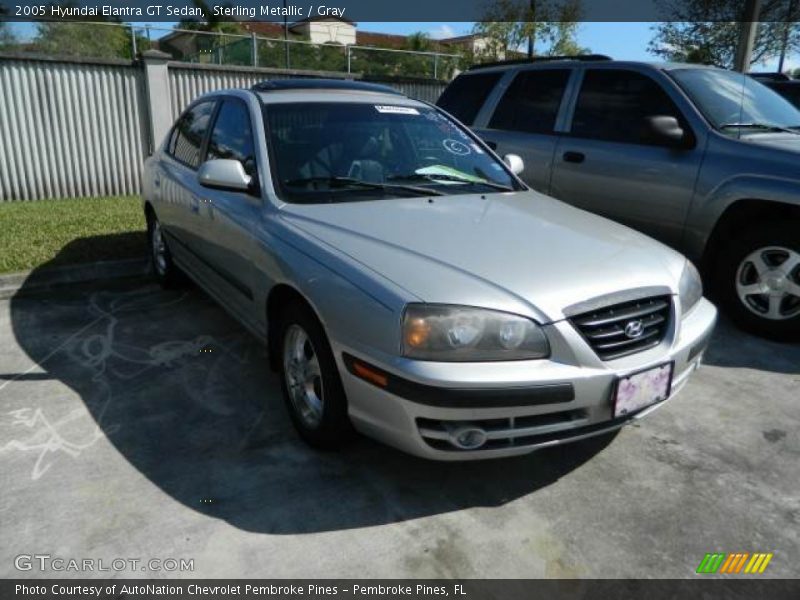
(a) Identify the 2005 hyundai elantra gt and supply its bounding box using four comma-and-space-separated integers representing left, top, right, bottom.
142, 79, 717, 460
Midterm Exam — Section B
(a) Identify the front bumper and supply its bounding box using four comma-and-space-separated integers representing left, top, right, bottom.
335, 297, 717, 460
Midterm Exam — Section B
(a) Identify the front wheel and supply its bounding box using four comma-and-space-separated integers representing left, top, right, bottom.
713, 222, 800, 342
278, 303, 354, 448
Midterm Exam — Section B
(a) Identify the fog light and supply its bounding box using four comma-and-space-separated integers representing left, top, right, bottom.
448, 425, 488, 450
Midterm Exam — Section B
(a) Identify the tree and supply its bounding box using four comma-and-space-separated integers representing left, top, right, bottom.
0, 8, 17, 51
472, 0, 588, 60
0, 23, 16, 51
32, 22, 144, 59
178, 0, 245, 34
649, 0, 800, 69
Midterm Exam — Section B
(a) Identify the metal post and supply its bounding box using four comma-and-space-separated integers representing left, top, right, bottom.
283, 0, 290, 69
347, 45, 351, 73
777, 0, 796, 73
733, 0, 761, 72
251, 33, 258, 67
130, 26, 138, 59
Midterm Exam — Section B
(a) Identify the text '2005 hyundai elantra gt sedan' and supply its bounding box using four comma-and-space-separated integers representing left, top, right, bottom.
142, 79, 717, 460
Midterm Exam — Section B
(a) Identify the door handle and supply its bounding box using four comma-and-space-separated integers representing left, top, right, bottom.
484, 140, 498, 151
563, 151, 585, 164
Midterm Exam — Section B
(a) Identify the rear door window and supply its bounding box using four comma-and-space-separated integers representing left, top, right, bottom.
169, 100, 216, 169
489, 69, 571, 134
436, 72, 502, 125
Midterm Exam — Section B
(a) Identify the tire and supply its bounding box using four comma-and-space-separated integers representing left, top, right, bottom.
146, 211, 184, 289
712, 221, 800, 342
277, 302, 354, 448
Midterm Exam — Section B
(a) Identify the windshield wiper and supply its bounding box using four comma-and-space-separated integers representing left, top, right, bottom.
283, 176, 444, 196
388, 173, 514, 192
719, 122, 800, 134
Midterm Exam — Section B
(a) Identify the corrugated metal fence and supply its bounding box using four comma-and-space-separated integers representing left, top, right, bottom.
0, 55, 446, 201
0, 57, 149, 201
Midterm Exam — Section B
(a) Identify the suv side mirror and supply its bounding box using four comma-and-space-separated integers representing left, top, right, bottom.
503, 153, 525, 175
644, 115, 691, 149
198, 159, 252, 192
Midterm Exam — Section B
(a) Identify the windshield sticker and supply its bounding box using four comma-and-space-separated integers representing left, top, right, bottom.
443, 139, 471, 155
375, 105, 420, 115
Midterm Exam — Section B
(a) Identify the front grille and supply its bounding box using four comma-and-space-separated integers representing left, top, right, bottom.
570, 295, 671, 360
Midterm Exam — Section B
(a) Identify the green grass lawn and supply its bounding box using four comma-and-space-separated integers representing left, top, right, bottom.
0, 196, 147, 274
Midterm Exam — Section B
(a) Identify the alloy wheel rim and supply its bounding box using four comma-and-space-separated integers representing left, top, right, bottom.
735, 246, 800, 320
151, 221, 167, 275
283, 324, 324, 429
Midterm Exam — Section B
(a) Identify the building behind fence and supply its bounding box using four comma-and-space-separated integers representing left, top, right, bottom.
0, 53, 447, 201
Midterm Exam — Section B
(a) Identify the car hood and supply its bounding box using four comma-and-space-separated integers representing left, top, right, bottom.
279, 191, 685, 322
740, 132, 800, 152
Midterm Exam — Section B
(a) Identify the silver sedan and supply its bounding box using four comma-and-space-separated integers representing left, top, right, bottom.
142, 79, 717, 460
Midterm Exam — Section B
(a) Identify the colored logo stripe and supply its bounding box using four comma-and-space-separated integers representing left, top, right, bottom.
696, 552, 773, 574
744, 553, 773, 574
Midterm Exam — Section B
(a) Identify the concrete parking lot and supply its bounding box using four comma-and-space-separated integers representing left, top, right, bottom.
1, 273, 798, 579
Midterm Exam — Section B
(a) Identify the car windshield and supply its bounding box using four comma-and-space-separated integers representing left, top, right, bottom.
670, 68, 800, 133
263, 101, 522, 203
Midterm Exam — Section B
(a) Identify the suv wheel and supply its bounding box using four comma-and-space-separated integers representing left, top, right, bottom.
147, 213, 183, 288
714, 222, 800, 341
278, 303, 353, 448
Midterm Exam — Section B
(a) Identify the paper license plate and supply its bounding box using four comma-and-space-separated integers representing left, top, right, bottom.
613, 362, 673, 418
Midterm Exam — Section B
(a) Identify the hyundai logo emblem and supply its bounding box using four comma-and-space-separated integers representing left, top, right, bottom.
624, 319, 645, 339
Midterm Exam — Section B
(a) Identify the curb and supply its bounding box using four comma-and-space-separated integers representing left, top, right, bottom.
0, 257, 151, 300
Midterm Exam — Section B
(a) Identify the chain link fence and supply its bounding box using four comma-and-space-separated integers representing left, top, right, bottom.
1, 21, 464, 80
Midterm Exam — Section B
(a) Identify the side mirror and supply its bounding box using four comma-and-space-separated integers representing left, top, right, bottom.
503, 153, 524, 175
198, 159, 252, 192
644, 115, 690, 148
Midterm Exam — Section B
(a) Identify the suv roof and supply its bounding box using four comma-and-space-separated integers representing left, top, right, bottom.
464, 57, 719, 74
468, 54, 612, 71
251, 78, 405, 96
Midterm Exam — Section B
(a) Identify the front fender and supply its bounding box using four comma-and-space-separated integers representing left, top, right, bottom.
685, 173, 800, 260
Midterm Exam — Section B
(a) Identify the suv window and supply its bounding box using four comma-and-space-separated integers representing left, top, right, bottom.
169, 100, 216, 168
489, 69, 570, 134
206, 99, 257, 177
571, 69, 684, 145
437, 72, 502, 125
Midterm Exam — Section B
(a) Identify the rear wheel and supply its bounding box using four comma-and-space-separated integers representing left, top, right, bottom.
277, 303, 353, 448
713, 222, 800, 341
146, 212, 184, 288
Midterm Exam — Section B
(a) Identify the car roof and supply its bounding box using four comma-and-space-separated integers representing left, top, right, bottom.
200, 78, 423, 107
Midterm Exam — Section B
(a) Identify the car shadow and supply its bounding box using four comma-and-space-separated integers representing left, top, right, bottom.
702, 315, 800, 374
8, 236, 619, 534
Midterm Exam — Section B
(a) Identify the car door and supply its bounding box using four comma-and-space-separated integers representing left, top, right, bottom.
157, 99, 218, 262
550, 67, 704, 248
194, 96, 261, 328
472, 67, 574, 194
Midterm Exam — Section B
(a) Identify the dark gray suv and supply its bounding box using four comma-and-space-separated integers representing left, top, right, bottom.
438, 57, 800, 341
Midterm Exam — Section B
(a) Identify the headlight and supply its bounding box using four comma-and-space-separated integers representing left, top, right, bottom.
679, 260, 703, 315
402, 304, 550, 361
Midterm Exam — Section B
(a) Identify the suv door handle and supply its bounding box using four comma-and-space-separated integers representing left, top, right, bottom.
562, 151, 585, 164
